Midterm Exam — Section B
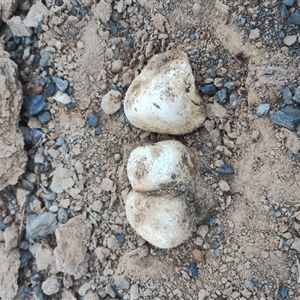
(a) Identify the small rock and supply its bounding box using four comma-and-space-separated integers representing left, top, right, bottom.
54, 91, 72, 104
216, 88, 228, 104
206, 67, 216, 78
0, 244, 20, 299
204, 119, 215, 132
26, 212, 58, 239
198, 289, 209, 300
95, 246, 110, 263
56, 137, 65, 146
93, 0, 112, 25
192, 249, 205, 262
291, 237, 300, 251
78, 282, 91, 296
285, 129, 300, 154
219, 180, 230, 192
216, 164, 234, 175
270, 107, 300, 130
54, 218, 92, 279
41, 276, 61, 295
111, 60, 123, 73
189, 262, 198, 278
50, 164, 73, 194
7, 16, 32, 36
4, 224, 18, 251
115, 234, 125, 244
201, 84, 217, 96
39, 50, 51, 67
283, 35, 297, 46
25, 95, 47, 116
294, 86, 300, 103
114, 277, 131, 290
100, 177, 114, 192
23, 2, 49, 28
289, 11, 300, 24
101, 90, 122, 115
20, 250, 33, 268
283, 0, 295, 7
36, 243, 57, 273
88, 114, 100, 128
282, 87, 293, 105
278, 286, 288, 298
38, 111, 51, 123
249, 28, 260, 40
45, 82, 56, 95
192, 3, 202, 15
130, 284, 139, 300
252, 130, 261, 141
256, 103, 270, 116
75, 160, 84, 173
52, 76, 69, 92
224, 81, 236, 91
57, 208, 69, 224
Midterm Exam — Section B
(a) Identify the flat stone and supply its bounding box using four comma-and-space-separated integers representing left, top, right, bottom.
0, 243, 20, 299
270, 107, 300, 130
283, 35, 297, 46
101, 90, 122, 115
54, 218, 92, 279
7, 16, 32, 36
26, 212, 58, 239
291, 238, 300, 251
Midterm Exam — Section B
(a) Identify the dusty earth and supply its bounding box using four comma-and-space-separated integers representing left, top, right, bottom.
1, 0, 300, 299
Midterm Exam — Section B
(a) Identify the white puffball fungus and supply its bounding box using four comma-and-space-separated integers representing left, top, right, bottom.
126, 140, 213, 249
124, 49, 206, 135
126, 191, 194, 249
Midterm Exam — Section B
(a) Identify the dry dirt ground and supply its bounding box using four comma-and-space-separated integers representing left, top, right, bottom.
1, 0, 300, 299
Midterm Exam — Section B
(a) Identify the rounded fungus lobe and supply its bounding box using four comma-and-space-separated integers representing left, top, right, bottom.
124, 49, 206, 135
126, 140, 213, 249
